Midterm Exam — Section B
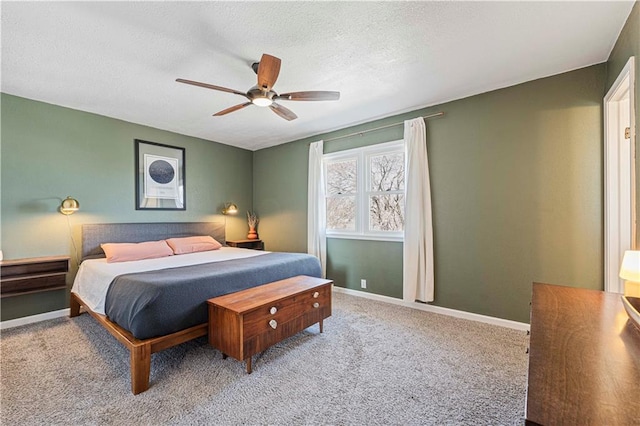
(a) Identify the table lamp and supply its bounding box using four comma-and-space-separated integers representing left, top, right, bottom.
619, 250, 640, 297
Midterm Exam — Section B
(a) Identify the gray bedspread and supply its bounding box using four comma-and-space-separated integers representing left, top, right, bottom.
105, 252, 321, 339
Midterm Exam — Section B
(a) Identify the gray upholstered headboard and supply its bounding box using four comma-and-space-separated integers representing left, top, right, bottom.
81, 222, 226, 261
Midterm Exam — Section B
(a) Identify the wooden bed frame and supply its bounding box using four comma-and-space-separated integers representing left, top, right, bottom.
70, 293, 207, 394
69, 222, 224, 394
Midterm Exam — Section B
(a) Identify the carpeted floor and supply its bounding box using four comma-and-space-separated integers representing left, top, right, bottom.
1, 292, 528, 425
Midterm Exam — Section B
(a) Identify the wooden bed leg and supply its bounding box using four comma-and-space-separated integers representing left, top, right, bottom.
69, 293, 81, 317
130, 343, 151, 395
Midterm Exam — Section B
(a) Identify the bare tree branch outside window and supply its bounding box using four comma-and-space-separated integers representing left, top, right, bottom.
369, 153, 404, 231
326, 159, 357, 230
325, 146, 405, 234
370, 153, 404, 191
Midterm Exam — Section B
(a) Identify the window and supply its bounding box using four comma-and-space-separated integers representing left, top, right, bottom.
324, 140, 404, 241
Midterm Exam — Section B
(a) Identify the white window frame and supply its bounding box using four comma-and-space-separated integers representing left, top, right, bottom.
324, 140, 404, 242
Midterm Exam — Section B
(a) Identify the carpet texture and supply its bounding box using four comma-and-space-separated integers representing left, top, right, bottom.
1, 292, 528, 425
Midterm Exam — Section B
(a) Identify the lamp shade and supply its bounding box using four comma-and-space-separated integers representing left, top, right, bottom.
222, 203, 238, 215
619, 250, 640, 282
60, 196, 80, 215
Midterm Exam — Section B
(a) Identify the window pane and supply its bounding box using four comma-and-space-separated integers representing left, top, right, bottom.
370, 153, 404, 191
370, 194, 405, 231
326, 159, 357, 195
327, 196, 356, 230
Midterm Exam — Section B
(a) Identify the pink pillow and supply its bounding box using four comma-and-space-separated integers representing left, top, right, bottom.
166, 236, 222, 255
101, 240, 174, 263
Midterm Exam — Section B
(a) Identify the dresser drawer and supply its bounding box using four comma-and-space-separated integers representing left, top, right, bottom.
243, 286, 330, 337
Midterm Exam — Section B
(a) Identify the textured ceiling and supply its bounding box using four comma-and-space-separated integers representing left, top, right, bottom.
1, 1, 634, 151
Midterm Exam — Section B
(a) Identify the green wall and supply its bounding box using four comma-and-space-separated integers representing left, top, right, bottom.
254, 64, 606, 323
0, 94, 253, 321
4, 5, 636, 324
606, 1, 640, 248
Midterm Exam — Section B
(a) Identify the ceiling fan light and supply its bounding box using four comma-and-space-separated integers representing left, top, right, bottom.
252, 97, 273, 107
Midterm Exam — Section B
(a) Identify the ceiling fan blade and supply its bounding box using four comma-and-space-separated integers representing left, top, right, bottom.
257, 54, 281, 91
276, 91, 340, 101
176, 78, 248, 98
213, 102, 252, 116
269, 102, 297, 121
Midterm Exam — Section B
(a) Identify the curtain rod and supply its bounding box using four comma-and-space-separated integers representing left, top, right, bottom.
322, 112, 444, 143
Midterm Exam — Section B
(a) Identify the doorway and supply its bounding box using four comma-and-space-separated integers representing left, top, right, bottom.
604, 56, 636, 294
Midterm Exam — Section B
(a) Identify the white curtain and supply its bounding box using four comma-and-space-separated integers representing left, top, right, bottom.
403, 117, 434, 302
308, 140, 327, 277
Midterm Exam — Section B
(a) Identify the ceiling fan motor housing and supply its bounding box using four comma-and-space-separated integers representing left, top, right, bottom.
176, 53, 339, 120
248, 86, 276, 106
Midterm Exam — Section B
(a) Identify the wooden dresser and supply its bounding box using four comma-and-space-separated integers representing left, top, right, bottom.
207, 275, 332, 373
0, 255, 70, 298
526, 283, 640, 425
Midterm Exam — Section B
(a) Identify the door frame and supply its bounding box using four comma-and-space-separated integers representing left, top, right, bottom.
604, 56, 636, 293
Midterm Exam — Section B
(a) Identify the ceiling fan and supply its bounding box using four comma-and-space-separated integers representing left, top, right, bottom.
176, 54, 340, 121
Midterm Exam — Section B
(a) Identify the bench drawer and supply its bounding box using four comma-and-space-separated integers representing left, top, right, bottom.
243, 285, 330, 337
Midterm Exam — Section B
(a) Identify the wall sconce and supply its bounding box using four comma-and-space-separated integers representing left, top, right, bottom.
222, 203, 238, 215
59, 196, 80, 215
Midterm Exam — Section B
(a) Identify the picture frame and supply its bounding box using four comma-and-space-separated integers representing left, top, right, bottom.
135, 139, 186, 210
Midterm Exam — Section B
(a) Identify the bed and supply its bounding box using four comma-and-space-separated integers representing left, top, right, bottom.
70, 222, 322, 394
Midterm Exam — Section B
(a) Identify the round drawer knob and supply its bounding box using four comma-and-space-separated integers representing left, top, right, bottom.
313, 302, 320, 308
269, 319, 277, 329
270, 306, 277, 315
313, 292, 319, 298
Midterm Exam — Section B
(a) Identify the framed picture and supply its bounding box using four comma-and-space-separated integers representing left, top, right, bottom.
135, 139, 186, 210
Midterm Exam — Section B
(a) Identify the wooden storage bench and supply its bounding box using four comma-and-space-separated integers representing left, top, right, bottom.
207, 275, 332, 373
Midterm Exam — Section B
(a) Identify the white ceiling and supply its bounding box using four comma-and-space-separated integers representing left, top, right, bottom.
1, 1, 635, 151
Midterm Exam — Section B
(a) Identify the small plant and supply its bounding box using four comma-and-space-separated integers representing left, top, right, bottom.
247, 211, 259, 228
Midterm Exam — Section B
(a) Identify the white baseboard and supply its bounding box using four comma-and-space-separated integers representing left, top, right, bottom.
1, 289, 530, 333
332, 286, 530, 331
0, 308, 70, 330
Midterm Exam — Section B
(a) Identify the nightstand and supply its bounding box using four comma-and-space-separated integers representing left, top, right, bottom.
226, 239, 264, 250
0, 255, 70, 298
